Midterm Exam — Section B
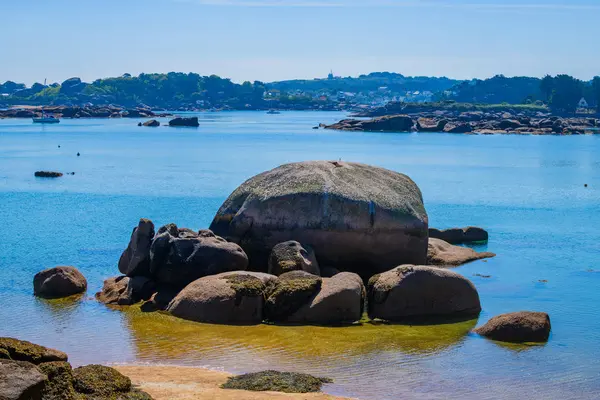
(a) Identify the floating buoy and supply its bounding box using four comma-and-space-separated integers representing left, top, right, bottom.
584, 184, 588, 187
77, 152, 80, 157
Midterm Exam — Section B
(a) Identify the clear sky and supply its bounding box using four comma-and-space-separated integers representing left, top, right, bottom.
1, 0, 599, 85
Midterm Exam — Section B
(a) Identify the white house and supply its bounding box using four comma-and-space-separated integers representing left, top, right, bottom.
578, 97, 589, 108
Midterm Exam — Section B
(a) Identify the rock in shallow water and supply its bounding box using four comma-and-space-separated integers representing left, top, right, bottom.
429, 226, 488, 244
210, 161, 428, 278
473, 311, 551, 343
367, 265, 481, 321
96, 276, 155, 306
119, 218, 155, 277
427, 238, 495, 266
33, 266, 87, 299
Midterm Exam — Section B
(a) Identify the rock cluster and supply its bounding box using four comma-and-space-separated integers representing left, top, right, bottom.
0, 338, 152, 400
0, 105, 169, 119
325, 113, 599, 135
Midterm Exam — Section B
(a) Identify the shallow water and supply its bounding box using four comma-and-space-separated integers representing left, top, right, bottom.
1, 112, 599, 399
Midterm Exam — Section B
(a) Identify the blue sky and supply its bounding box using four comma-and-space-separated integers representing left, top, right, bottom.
1, 0, 598, 84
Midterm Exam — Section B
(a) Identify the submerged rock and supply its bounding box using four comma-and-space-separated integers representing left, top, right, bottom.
119, 218, 155, 277
167, 271, 276, 324
210, 161, 428, 278
473, 311, 551, 343
0, 338, 68, 364
427, 238, 495, 266
221, 370, 332, 393
268, 241, 320, 277
367, 265, 481, 321
0, 359, 47, 400
168, 117, 199, 127
149, 225, 248, 288
429, 227, 488, 244
33, 266, 87, 299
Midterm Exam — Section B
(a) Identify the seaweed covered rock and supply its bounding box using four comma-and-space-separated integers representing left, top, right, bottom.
429, 227, 488, 244
72, 365, 131, 396
221, 370, 332, 393
119, 219, 155, 277
268, 241, 320, 277
0, 359, 47, 400
473, 311, 551, 343
368, 265, 481, 321
0, 338, 68, 364
264, 271, 322, 322
149, 225, 248, 288
38, 361, 76, 400
166, 271, 276, 324
33, 266, 87, 299
210, 161, 428, 278
427, 238, 495, 266
286, 272, 365, 325
96, 276, 156, 306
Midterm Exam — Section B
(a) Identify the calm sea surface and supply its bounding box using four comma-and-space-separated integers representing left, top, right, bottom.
1, 112, 599, 399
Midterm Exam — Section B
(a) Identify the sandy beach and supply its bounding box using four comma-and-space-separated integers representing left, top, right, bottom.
115, 365, 352, 400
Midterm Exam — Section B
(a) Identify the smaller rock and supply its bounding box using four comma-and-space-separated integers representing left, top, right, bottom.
0, 338, 68, 364
96, 276, 155, 306
141, 119, 160, 127
268, 241, 320, 277
221, 370, 332, 393
73, 365, 130, 396
0, 359, 47, 400
427, 238, 495, 266
33, 266, 87, 299
168, 117, 199, 127
34, 171, 63, 178
473, 311, 551, 343
429, 227, 488, 244
443, 123, 473, 134
264, 271, 322, 322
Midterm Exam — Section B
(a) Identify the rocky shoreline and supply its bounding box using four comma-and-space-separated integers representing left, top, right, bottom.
324, 112, 599, 135
0, 105, 171, 119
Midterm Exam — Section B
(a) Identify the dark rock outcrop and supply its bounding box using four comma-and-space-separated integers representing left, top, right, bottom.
33, 266, 87, 299
268, 241, 320, 277
118, 218, 155, 277
473, 311, 551, 343
0, 359, 47, 400
324, 114, 414, 132
168, 117, 199, 127
427, 238, 495, 266
429, 227, 488, 244
210, 161, 428, 278
141, 119, 160, 127
166, 271, 276, 324
34, 171, 63, 178
0, 338, 68, 364
95, 276, 155, 306
367, 265, 481, 321
416, 118, 448, 132
149, 226, 248, 288
443, 122, 473, 133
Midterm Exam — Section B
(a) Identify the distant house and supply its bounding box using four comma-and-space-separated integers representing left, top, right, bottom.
578, 97, 589, 108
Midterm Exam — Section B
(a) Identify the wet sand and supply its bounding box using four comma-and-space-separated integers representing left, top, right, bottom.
115, 365, 352, 400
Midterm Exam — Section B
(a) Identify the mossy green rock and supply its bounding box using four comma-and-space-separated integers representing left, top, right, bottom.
221, 370, 332, 393
0, 337, 68, 364
39, 361, 76, 400
264, 271, 322, 322
72, 365, 131, 396
209, 161, 428, 278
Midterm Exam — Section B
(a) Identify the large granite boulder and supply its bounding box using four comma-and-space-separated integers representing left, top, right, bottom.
149, 225, 248, 288
167, 271, 276, 324
264, 271, 322, 322
427, 238, 495, 266
168, 117, 199, 127
118, 218, 155, 277
473, 311, 551, 343
268, 241, 320, 277
210, 161, 428, 278
367, 265, 481, 321
33, 266, 87, 299
286, 272, 365, 325
0, 359, 47, 400
429, 227, 488, 244
95, 276, 155, 306
0, 338, 68, 364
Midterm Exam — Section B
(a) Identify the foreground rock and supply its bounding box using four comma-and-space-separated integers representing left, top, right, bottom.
427, 238, 495, 266
0, 359, 47, 400
149, 225, 248, 288
34, 171, 63, 178
210, 161, 429, 277
0, 338, 68, 364
286, 272, 364, 325
429, 227, 488, 244
168, 117, 199, 127
96, 276, 156, 306
473, 311, 551, 343
33, 266, 87, 299
368, 265, 481, 321
119, 218, 155, 277
221, 370, 332, 393
39, 361, 76, 400
167, 272, 276, 324
268, 241, 320, 277
324, 115, 414, 132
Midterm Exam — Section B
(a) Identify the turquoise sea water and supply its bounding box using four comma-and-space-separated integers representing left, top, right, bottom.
1, 112, 599, 399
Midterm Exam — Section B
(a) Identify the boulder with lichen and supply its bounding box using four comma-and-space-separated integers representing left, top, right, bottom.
268, 241, 320, 277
